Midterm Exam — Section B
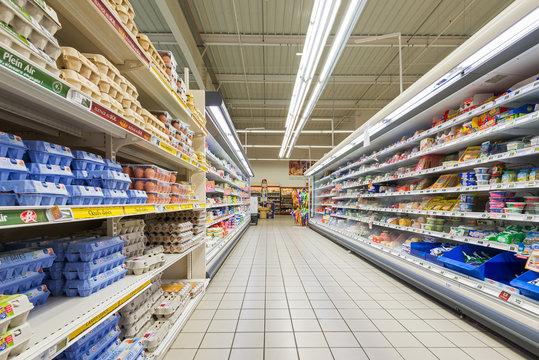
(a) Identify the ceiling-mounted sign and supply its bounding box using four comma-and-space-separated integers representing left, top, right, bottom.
289, 160, 314, 176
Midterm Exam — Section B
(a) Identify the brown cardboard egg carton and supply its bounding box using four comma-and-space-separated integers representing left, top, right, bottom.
0, 0, 61, 60
60, 69, 101, 100
119, 74, 138, 99
100, 93, 124, 115
124, 108, 145, 127
145, 123, 169, 143
84, 53, 122, 84
14, 0, 61, 35
145, 113, 168, 134
136, 33, 167, 77
0, 22, 60, 76
56, 47, 103, 86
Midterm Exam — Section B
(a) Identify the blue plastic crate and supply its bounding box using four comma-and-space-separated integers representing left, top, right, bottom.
0, 157, 28, 180
71, 151, 105, 171
66, 185, 104, 206
64, 313, 120, 357
0, 180, 69, 206
44, 261, 65, 280
0, 271, 45, 294
44, 278, 64, 296
65, 236, 125, 262
64, 251, 126, 280
0, 248, 56, 280
27, 163, 74, 185
102, 189, 129, 205
102, 338, 144, 360
437, 244, 506, 280
72, 170, 89, 185
103, 159, 123, 172
483, 252, 527, 284
65, 265, 127, 297
126, 190, 147, 204
88, 170, 130, 190
25, 284, 50, 306
24, 140, 73, 166
410, 242, 440, 260
78, 327, 120, 360
0, 132, 26, 159
509, 270, 539, 301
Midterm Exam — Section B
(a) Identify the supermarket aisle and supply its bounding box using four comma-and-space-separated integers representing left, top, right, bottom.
165, 217, 531, 360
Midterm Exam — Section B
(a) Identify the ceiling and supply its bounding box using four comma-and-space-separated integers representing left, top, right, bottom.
131, 0, 513, 161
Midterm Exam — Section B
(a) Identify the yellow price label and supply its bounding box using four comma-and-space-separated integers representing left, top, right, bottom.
200, 165, 208, 172
165, 205, 180, 212
69, 280, 150, 341
199, 203, 206, 208
124, 205, 155, 215
159, 141, 177, 155
71, 206, 124, 220
180, 204, 194, 210
181, 154, 190, 163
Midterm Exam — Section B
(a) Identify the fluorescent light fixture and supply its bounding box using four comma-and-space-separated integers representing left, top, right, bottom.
285, 0, 367, 157
236, 129, 354, 134
279, 0, 341, 158
296, 52, 303, 56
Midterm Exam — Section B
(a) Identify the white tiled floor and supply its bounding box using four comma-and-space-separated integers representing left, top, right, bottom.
165, 217, 533, 360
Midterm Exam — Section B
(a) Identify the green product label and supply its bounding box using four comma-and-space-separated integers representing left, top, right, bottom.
5, 0, 32, 22
0, 21, 30, 46
0, 208, 49, 227
0, 46, 69, 97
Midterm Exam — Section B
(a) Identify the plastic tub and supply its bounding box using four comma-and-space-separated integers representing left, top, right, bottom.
474, 167, 490, 174
27, 163, 74, 184
0, 132, 26, 159
426, 217, 444, 225
437, 244, 505, 280
509, 270, 539, 301
0, 271, 45, 295
102, 188, 129, 205
1, 180, 69, 206
65, 265, 126, 297
506, 202, 526, 208
88, 170, 131, 190
475, 173, 490, 182
459, 203, 474, 212
24, 140, 73, 166
66, 185, 104, 205
459, 172, 475, 179
504, 207, 523, 214
459, 194, 475, 203
126, 189, 147, 204
71, 150, 105, 171
65, 235, 125, 262
0, 157, 27, 180
0, 248, 55, 280
460, 179, 476, 186
25, 284, 50, 306
64, 251, 126, 280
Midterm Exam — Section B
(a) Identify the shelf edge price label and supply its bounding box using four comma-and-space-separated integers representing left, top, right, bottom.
165, 205, 180, 212
71, 206, 124, 220
181, 154, 190, 163
124, 205, 155, 215
181, 204, 194, 210
159, 141, 177, 155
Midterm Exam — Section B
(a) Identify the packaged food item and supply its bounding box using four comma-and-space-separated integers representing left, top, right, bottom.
458, 146, 481, 162
0, 132, 26, 159
0, 295, 33, 334
24, 140, 73, 166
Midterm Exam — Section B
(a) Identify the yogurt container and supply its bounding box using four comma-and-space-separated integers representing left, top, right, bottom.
517, 169, 530, 182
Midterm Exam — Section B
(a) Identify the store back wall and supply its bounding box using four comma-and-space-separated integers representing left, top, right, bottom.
251, 160, 309, 188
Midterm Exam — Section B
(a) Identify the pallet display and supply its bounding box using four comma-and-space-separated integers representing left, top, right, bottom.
0, 1, 209, 359
309, 20, 539, 353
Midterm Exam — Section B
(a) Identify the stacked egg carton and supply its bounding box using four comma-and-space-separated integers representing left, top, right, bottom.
136, 33, 167, 80
186, 93, 207, 127
117, 219, 146, 258
87, 158, 130, 205
149, 111, 195, 157
105, 0, 138, 37
181, 210, 206, 237
157, 50, 187, 104
122, 164, 184, 205
145, 214, 205, 253
0, 135, 72, 206
0, 294, 35, 359
125, 246, 165, 276
0, 0, 62, 75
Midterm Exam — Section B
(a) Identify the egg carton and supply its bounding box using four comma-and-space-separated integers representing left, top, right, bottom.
60, 69, 101, 101
84, 53, 122, 87
121, 93, 139, 113
123, 231, 146, 246
0, 294, 33, 335
65, 235, 125, 263
182, 280, 204, 298
138, 320, 169, 352
123, 108, 145, 128
78, 326, 120, 360
63, 313, 120, 357
143, 246, 163, 256
145, 113, 168, 134
146, 231, 192, 244
153, 292, 189, 319
64, 250, 126, 280
0, 0, 61, 60
14, 0, 61, 35
136, 34, 167, 76
120, 312, 151, 339
0, 20, 59, 76
0, 247, 56, 280
118, 219, 145, 234
26, 284, 50, 306
0, 270, 44, 295
0, 323, 32, 360
119, 301, 151, 327
56, 47, 103, 87
64, 264, 127, 297
120, 280, 162, 314
124, 241, 144, 258
145, 123, 169, 142
125, 253, 165, 275
103, 338, 145, 360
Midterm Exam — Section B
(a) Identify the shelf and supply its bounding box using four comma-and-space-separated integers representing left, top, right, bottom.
206, 213, 237, 226
206, 169, 245, 190
207, 188, 225, 194
206, 217, 249, 263
315, 193, 335, 199
18, 243, 205, 360
206, 152, 244, 181
207, 202, 249, 209
315, 183, 334, 191
148, 281, 208, 360
46, 0, 206, 135
0, 203, 206, 230
206, 219, 249, 278
329, 213, 521, 252
310, 221, 539, 352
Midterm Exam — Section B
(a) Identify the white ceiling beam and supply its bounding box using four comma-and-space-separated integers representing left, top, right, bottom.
200, 34, 468, 48
227, 98, 388, 110
217, 74, 421, 84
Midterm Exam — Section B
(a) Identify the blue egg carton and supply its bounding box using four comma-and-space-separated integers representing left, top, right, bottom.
0, 132, 26, 159
27, 163, 74, 185
102, 189, 129, 205
2, 236, 73, 262
80, 328, 121, 360
64, 251, 126, 280
88, 338, 123, 360
101, 338, 144, 360
71, 151, 105, 171
66, 185, 104, 205
64, 313, 120, 357
0, 180, 69, 206
65, 265, 127, 297
0, 271, 45, 294
65, 236, 125, 262
0, 157, 28, 180
0, 248, 56, 280
103, 159, 123, 172
24, 140, 73, 166
126, 190, 147, 204
72, 170, 89, 185
44, 261, 65, 280
25, 285, 50, 306
88, 170, 131, 190
44, 278, 64, 296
